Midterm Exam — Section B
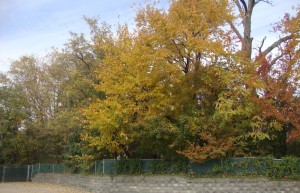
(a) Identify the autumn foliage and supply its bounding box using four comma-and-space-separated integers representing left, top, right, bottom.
1, 0, 300, 165
80, 0, 300, 163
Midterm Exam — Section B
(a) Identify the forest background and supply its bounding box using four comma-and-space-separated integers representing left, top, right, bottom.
0, 0, 300, 168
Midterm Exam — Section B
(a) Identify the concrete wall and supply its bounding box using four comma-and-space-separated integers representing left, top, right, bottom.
33, 173, 300, 193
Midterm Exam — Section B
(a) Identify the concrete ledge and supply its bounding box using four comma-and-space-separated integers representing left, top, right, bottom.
33, 173, 300, 193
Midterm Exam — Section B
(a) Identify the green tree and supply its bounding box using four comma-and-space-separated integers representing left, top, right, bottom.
0, 73, 30, 164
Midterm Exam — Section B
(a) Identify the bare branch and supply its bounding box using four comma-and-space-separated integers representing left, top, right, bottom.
258, 36, 266, 53
228, 21, 243, 42
254, 0, 273, 7
234, 0, 245, 15
239, 0, 248, 13
270, 53, 284, 66
262, 35, 293, 56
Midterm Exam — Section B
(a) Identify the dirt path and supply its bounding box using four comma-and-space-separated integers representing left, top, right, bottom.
0, 182, 90, 193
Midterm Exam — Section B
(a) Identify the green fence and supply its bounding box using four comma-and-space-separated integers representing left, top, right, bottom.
98, 159, 174, 174
1, 157, 299, 182
26, 157, 300, 176
98, 157, 300, 176
191, 159, 221, 175
1, 165, 31, 182
1, 164, 66, 182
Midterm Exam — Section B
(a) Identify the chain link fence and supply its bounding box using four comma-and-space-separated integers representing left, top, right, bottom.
1, 157, 299, 182
1, 163, 65, 182
1, 165, 31, 182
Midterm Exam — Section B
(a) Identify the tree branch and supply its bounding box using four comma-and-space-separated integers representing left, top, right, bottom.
171, 39, 189, 73
239, 0, 248, 13
228, 21, 243, 42
270, 53, 284, 66
254, 0, 273, 7
258, 36, 266, 53
75, 52, 92, 73
262, 35, 293, 56
234, 0, 245, 15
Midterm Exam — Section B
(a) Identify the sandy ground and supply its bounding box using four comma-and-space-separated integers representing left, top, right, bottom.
0, 182, 90, 193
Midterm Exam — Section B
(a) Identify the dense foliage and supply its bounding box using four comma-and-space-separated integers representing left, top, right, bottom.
0, 0, 299, 166
70, 157, 300, 180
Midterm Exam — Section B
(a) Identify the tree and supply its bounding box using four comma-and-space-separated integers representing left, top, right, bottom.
0, 18, 107, 164
82, 23, 182, 158
215, 0, 300, 157
0, 74, 30, 164
82, 0, 241, 160
81, 0, 300, 162
56, 20, 112, 165
2, 0, 298, 165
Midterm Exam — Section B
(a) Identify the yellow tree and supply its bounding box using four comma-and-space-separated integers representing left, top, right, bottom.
82, 0, 300, 161
82, 0, 244, 160
134, 0, 300, 160
82, 24, 185, 157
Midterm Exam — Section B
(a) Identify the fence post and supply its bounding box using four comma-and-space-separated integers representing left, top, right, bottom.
103, 159, 105, 174
221, 159, 224, 170
27, 165, 30, 181
94, 161, 96, 174
2, 166, 5, 183
52, 164, 54, 173
38, 163, 40, 174
31, 164, 33, 179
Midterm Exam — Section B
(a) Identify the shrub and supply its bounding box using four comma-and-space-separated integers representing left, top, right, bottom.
114, 159, 143, 175
150, 160, 189, 174
266, 156, 300, 179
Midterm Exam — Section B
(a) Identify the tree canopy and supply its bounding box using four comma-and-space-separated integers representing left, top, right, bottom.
1, 0, 299, 165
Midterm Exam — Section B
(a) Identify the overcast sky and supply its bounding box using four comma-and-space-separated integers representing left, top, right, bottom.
0, 0, 299, 73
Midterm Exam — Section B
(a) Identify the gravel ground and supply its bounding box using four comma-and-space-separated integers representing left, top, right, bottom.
0, 182, 90, 193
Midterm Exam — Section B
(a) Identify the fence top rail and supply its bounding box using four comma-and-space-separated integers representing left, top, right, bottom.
4, 157, 297, 170
99, 158, 287, 164
0, 165, 30, 168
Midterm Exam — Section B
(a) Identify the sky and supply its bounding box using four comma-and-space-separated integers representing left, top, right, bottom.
0, 0, 299, 73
